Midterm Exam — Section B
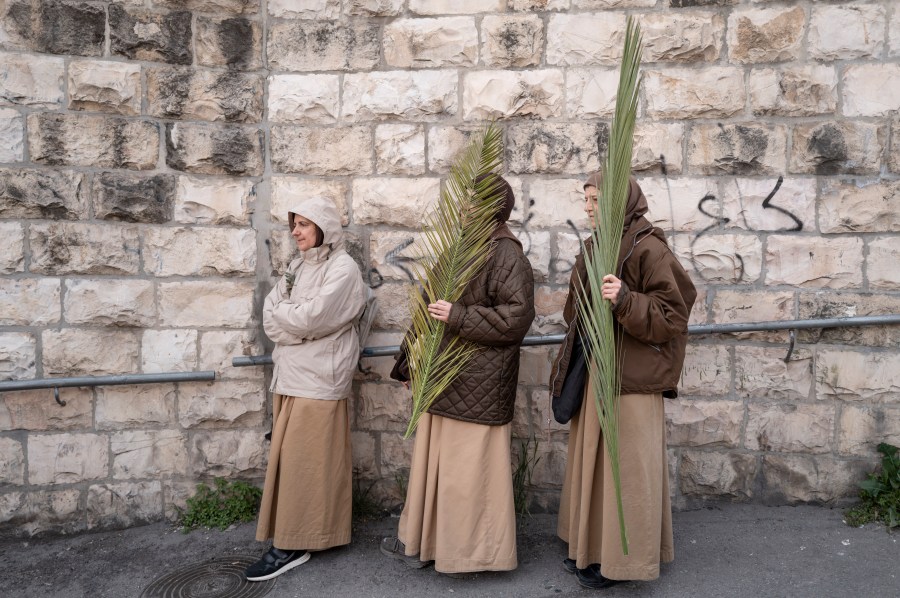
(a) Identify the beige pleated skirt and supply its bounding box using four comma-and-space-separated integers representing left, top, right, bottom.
255, 394, 352, 551
557, 384, 674, 581
398, 413, 517, 574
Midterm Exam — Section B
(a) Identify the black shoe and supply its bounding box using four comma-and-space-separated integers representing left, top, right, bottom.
245, 547, 310, 581
380, 536, 431, 569
563, 558, 578, 574
576, 563, 624, 590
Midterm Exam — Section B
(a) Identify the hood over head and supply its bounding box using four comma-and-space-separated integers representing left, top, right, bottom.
475, 172, 515, 223
288, 196, 342, 249
583, 172, 648, 231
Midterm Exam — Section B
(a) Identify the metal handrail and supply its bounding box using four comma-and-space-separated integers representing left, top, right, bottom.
0, 371, 217, 405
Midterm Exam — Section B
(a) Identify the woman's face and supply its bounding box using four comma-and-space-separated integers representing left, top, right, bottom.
583, 185, 599, 224
291, 215, 318, 251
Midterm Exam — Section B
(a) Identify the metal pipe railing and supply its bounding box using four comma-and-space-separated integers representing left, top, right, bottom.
0, 371, 217, 405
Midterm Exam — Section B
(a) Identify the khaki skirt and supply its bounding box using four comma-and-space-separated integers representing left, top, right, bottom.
398, 413, 517, 573
255, 394, 352, 551
557, 384, 674, 581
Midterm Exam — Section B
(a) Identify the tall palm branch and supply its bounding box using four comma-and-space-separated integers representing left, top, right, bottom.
575, 17, 643, 556
403, 123, 506, 439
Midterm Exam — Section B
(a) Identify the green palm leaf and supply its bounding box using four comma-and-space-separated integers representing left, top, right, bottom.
403, 123, 507, 439
575, 16, 644, 556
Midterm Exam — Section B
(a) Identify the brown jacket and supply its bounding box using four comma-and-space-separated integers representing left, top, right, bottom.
549, 179, 696, 399
391, 225, 535, 425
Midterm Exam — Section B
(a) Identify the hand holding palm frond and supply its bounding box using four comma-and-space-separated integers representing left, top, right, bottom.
403, 123, 506, 439
575, 17, 643, 556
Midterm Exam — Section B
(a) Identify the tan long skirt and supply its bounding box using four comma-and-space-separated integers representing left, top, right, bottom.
255, 394, 352, 551
557, 385, 674, 581
398, 413, 517, 574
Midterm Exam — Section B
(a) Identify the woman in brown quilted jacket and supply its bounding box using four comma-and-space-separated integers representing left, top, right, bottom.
550, 174, 696, 589
381, 174, 535, 574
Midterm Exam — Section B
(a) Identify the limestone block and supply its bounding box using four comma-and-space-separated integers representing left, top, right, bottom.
175, 176, 253, 225
357, 331, 405, 381
818, 179, 900, 233
352, 177, 439, 226
64, 279, 155, 327
761, 455, 863, 504
162, 480, 197, 522
43, 329, 139, 376
727, 6, 805, 64
68, 60, 141, 115
892, 9, 900, 59
268, 234, 299, 278
109, 4, 193, 65
370, 231, 425, 283
28, 433, 108, 484
565, 68, 617, 119
191, 430, 267, 477
268, 74, 339, 124
515, 230, 550, 283
270, 177, 349, 226
147, 67, 263, 123
0, 168, 87, 219
346, 0, 404, 16
817, 349, 900, 403
356, 383, 411, 433
573, 0, 655, 6
271, 126, 372, 175
687, 123, 787, 176
735, 347, 813, 401
29, 223, 140, 275
0, 0, 105, 56
28, 113, 158, 170
0, 490, 82, 536
154, 0, 258, 14
688, 286, 708, 327
532, 285, 566, 333
525, 177, 589, 229
797, 292, 900, 349
892, 119, 900, 174
375, 124, 425, 175
678, 233, 762, 284
177, 380, 265, 428
384, 17, 477, 68
679, 450, 757, 499
380, 433, 414, 478
745, 403, 833, 454
710, 289, 794, 339
111, 430, 188, 479
547, 229, 579, 286
838, 406, 900, 458
144, 227, 255, 277
790, 122, 884, 176
0, 388, 92, 431
463, 70, 564, 120
0, 222, 23, 273
632, 123, 684, 174
159, 281, 255, 327
481, 15, 543, 68
96, 386, 177, 430
343, 71, 458, 122
200, 331, 262, 379
546, 13, 626, 66
527, 438, 568, 488
0, 279, 59, 326
196, 16, 262, 70
166, 123, 263, 176
868, 237, 900, 291
644, 67, 744, 119
842, 65, 900, 117
140, 329, 198, 374
426, 125, 481, 173
372, 283, 412, 329
749, 65, 838, 117
350, 431, 377, 478
640, 11, 723, 63
680, 344, 730, 397
0, 53, 64, 107
766, 236, 863, 289
508, 123, 606, 174
808, 4, 885, 61
719, 177, 814, 235
517, 346, 554, 387
93, 173, 177, 224
665, 399, 743, 448
0, 332, 34, 381
0, 438, 24, 485
409, 0, 504, 14
639, 177, 713, 232
0, 107, 23, 161
268, 20, 379, 72
86, 481, 163, 529
269, 0, 340, 18
510, 0, 569, 9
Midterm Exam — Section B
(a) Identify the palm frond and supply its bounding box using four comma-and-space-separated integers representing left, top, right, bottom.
403, 123, 507, 439
575, 16, 644, 556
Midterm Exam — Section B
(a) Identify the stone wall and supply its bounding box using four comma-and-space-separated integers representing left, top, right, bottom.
1, 0, 899, 535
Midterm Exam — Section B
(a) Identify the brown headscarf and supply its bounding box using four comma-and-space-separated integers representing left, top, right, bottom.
583, 173, 648, 231
476, 172, 515, 224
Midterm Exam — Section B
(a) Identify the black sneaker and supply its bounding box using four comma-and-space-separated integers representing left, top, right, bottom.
245, 547, 310, 581
563, 558, 578, 574
380, 536, 431, 569
576, 563, 624, 590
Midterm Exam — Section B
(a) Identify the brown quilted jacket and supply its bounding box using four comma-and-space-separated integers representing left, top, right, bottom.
391, 225, 535, 425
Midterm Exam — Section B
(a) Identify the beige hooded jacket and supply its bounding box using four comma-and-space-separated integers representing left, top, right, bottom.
263, 196, 367, 401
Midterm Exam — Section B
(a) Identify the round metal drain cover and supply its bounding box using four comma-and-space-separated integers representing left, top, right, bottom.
141, 556, 275, 598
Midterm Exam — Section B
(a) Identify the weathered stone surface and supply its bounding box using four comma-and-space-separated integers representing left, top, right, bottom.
268, 233, 299, 277
344, 71, 458, 122
196, 16, 262, 69
270, 177, 348, 226
64, 279, 155, 327
719, 177, 815, 234
532, 284, 566, 333
28, 433, 108, 484
632, 123, 684, 174
141, 329, 198, 373
745, 403, 834, 454
528, 178, 590, 229
735, 347, 813, 401
727, 6, 805, 64
175, 176, 253, 225
838, 406, 900, 457
0, 107, 23, 161
680, 344, 731, 397
528, 437, 568, 489
351, 431, 377, 478
0, 438, 24, 485
507, 122, 606, 174
374, 124, 425, 175
370, 231, 425, 283
380, 432, 414, 479
798, 292, 900, 349
546, 13, 625, 66
269, 0, 340, 18
517, 346, 553, 387
463, 70, 564, 120
640, 12, 723, 63
749, 65, 838, 117
666, 399, 743, 448
1, 0, 105, 56
86, 481, 163, 529
144, 227, 256, 277
0, 222, 23, 273
790, 122, 884, 175
177, 380, 265, 428
766, 236, 863, 289
808, 5, 885, 61
679, 450, 757, 499
43, 329, 140, 376
191, 430, 267, 477
678, 234, 762, 284
357, 383, 411, 433
159, 281, 255, 328
0, 332, 34, 381
644, 67, 744, 119
357, 331, 404, 381
269, 74, 339, 124
166, 123, 263, 176
68, 60, 141, 115
892, 8, 900, 59
30, 223, 140, 275
268, 20, 379, 72
639, 176, 714, 232
842, 65, 900, 117
0, 489, 82, 536
573, 0, 655, 6
0, 388, 92, 431
0, 53, 64, 107
688, 287, 708, 327
565, 68, 617, 119
147, 67, 263, 123
710, 289, 794, 340
352, 177, 439, 226
372, 283, 412, 331
112, 430, 188, 479
818, 179, 900, 233
93, 172, 176, 224
687, 123, 786, 175
199, 331, 261, 378
0, 168, 87, 219
515, 230, 549, 283
868, 237, 900, 291
817, 349, 900, 403
761, 455, 863, 504
28, 113, 158, 170
271, 126, 372, 175
510, 0, 569, 10
409, 0, 504, 14
669, 0, 737, 6
0, 279, 60, 326
96, 386, 177, 430
346, 0, 404, 16
161, 480, 196, 522
155, 0, 257, 14
482, 15, 542, 68
426, 125, 481, 173
384, 17, 477, 68
109, 4, 192, 65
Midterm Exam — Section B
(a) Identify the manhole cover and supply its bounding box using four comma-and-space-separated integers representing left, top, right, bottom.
140, 556, 275, 598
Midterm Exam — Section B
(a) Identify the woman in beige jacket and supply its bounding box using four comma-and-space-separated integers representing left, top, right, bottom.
246, 196, 367, 582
